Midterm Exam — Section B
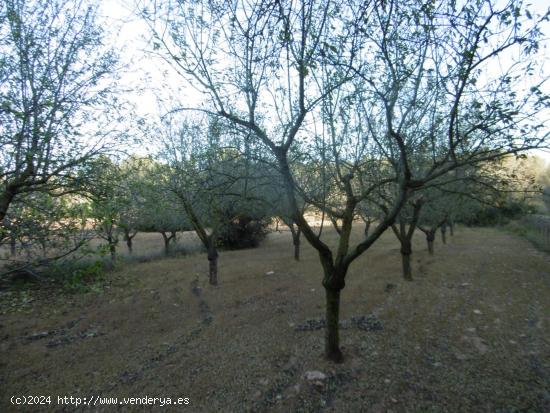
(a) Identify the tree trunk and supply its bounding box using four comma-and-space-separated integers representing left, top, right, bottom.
363, 220, 370, 237
427, 231, 435, 255
0, 187, 16, 222
109, 241, 116, 262
161, 232, 171, 256
10, 237, 16, 256
164, 238, 170, 255
325, 288, 343, 363
449, 219, 454, 236
292, 227, 301, 261
123, 228, 135, 254
440, 224, 447, 244
401, 241, 412, 281
207, 244, 218, 286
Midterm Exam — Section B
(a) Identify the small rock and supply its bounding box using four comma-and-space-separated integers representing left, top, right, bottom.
259, 378, 269, 386
466, 327, 476, 333
310, 288, 316, 292
25, 331, 52, 341
455, 352, 468, 361
266, 271, 275, 275
473, 309, 482, 315
471, 336, 489, 354
384, 378, 391, 384
305, 370, 327, 381
509, 340, 517, 345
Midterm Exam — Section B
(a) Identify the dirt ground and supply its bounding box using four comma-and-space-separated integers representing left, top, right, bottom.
0, 226, 549, 412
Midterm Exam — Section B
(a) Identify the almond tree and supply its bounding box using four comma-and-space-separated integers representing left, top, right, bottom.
87, 158, 125, 264
0, 0, 122, 222
156, 116, 268, 285
140, 0, 549, 362
0, 192, 89, 280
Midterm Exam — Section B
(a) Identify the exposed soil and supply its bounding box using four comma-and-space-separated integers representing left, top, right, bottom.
1, 226, 549, 412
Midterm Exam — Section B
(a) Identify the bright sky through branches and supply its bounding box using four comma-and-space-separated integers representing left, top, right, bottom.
98, 0, 550, 162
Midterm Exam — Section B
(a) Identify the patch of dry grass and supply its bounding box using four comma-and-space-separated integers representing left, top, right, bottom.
0, 226, 549, 412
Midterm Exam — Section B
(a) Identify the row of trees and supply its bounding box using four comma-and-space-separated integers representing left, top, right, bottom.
1, 0, 549, 362
139, 0, 549, 362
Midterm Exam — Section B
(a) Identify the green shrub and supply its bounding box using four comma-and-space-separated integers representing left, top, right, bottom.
217, 215, 270, 250
48, 259, 105, 293
460, 200, 532, 226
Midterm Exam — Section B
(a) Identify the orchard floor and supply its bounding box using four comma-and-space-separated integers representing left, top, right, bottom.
1, 226, 549, 412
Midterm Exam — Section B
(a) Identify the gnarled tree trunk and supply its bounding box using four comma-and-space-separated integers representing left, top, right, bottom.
392, 202, 422, 281
321, 258, 347, 362
160, 231, 176, 256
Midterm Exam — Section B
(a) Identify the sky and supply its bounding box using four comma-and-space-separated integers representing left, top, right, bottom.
97, 0, 550, 164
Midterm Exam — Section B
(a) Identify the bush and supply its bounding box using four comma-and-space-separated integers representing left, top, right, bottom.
48, 259, 106, 293
217, 215, 270, 249
460, 199, 532, 226
504, 218, 550, 253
